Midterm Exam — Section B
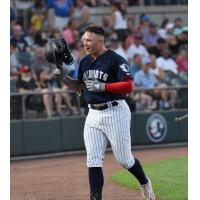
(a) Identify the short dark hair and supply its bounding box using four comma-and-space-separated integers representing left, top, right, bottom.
175, 17, 183, 23
133, 54, 141, 59
157, 37, 166, 44
85, 25, 105, 37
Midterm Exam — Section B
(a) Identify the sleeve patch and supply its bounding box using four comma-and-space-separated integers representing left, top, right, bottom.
119, 63, 130, 74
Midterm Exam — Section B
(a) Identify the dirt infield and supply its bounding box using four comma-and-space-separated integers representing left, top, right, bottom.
11, 146, 187, 200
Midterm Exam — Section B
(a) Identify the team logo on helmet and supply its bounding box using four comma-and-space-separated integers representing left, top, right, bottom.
119, 63, 130, 74
146, 113, 167, 142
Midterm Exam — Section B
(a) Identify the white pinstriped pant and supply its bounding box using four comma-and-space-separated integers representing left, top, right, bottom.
84, 100, 135, 169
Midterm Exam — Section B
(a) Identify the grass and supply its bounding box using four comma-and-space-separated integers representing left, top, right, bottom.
111, 157, 188, 200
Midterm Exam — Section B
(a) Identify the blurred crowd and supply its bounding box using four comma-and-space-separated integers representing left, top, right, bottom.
10, 0, 188, 119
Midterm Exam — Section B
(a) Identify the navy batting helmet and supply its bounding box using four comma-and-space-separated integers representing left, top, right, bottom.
44, 37, 74, 65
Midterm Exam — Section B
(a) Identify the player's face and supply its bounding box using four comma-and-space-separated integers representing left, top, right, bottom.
82, 32, 103, 55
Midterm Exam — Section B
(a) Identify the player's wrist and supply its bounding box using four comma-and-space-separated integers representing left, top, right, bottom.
99, 82, 105, 92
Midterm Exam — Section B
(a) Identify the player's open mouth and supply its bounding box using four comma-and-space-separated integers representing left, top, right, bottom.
85, 47, 90, 51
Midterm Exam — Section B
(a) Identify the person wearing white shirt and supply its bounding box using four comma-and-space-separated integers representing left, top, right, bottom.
112, 40, 128, 61
127, 34, 149, 62
111, 2, 128, 41
156, 48, 178, 74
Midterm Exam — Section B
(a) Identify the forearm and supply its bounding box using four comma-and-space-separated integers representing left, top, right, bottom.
105, 79, 133, 94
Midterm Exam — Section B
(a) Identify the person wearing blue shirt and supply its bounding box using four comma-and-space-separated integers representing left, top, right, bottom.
47, 0, 74, 30
129, 54, 143, 78
134, 57, 158, 88
134, 57, 170, 109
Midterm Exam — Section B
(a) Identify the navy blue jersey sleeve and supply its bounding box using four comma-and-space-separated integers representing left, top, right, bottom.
115, 55, 133, 81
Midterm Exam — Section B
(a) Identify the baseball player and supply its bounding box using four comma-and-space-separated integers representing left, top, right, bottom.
45, 26, 155, 200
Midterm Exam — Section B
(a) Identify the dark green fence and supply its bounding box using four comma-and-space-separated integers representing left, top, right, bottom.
11, 110, 188, 157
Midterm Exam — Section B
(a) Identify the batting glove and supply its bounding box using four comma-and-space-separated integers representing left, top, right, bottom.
54, 66, 66, 80
85, 79, 105, 92
54, 67, 82, 92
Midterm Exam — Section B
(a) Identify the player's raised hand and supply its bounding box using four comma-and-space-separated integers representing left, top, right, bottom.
44, 37, 74, 66
54, 65, 84, 94
85, 79, 105, 92
54, 65, 66, 81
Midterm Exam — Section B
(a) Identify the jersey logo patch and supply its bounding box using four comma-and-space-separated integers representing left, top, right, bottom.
119, 63, 130, 73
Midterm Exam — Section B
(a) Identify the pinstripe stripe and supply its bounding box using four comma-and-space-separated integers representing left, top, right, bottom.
84, 100, 135, 168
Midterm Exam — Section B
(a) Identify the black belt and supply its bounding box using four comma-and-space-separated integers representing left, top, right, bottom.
90, 101, 118, 111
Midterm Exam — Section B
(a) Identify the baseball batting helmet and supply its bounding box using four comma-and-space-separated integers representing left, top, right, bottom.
44, 37, 74, 65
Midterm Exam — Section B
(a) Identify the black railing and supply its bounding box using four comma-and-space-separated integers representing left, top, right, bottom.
10, 85, 188, 120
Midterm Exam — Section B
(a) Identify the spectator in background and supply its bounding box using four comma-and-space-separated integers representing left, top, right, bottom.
127, 32, 149, 61
135, 14, 150, 39
156, 48, 178, 74
41, 24, 54, 41
176, 27, 188, 51
31, 46, 55, 82
112, 40, 128, 61
10, 0, 17, 26
176, 48, 188, 75
10, 44, 20, 74
127, 0, 140, 6
10, 24, 30, 53
47, 0, 74, 31
30, 8, 44, 32
32, 0, 46, 11
111, 33, 131, 61
73, 29, 82, 44
36, 69, 54, 116
101, 15, 113, 37
110, 2, 128, 41
130, 90, 154, 112
131, 57, 155, 111
50, 27, 61, 38
69, 0, 91, 35
157, 18, 169, 39
62, 19, 78, 47
98, 0, 111, 6
10, 24, 32, 67
158, 22, 175, 42
127, 16, 135, 34
167, 35, 179, 55
129, 54, 143, 77
70, 41, 86, 77
143, 22, 160, 49
109, 32, 120, 50
148, 37, 167, 58
53, 83, 79, 116
25, 25, 47, 48
149, 54, 165, 81
37, 69, 78, 116
134, 57, 171, 110
16, 66, 53, 117
134, 57, 158, 89
158, 18, 175, 40
173, 17, 184, 36
152, 51, 179, 109
85, 0, 98, 7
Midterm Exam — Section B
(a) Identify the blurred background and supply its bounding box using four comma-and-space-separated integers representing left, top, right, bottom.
10, 0, 188, 157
